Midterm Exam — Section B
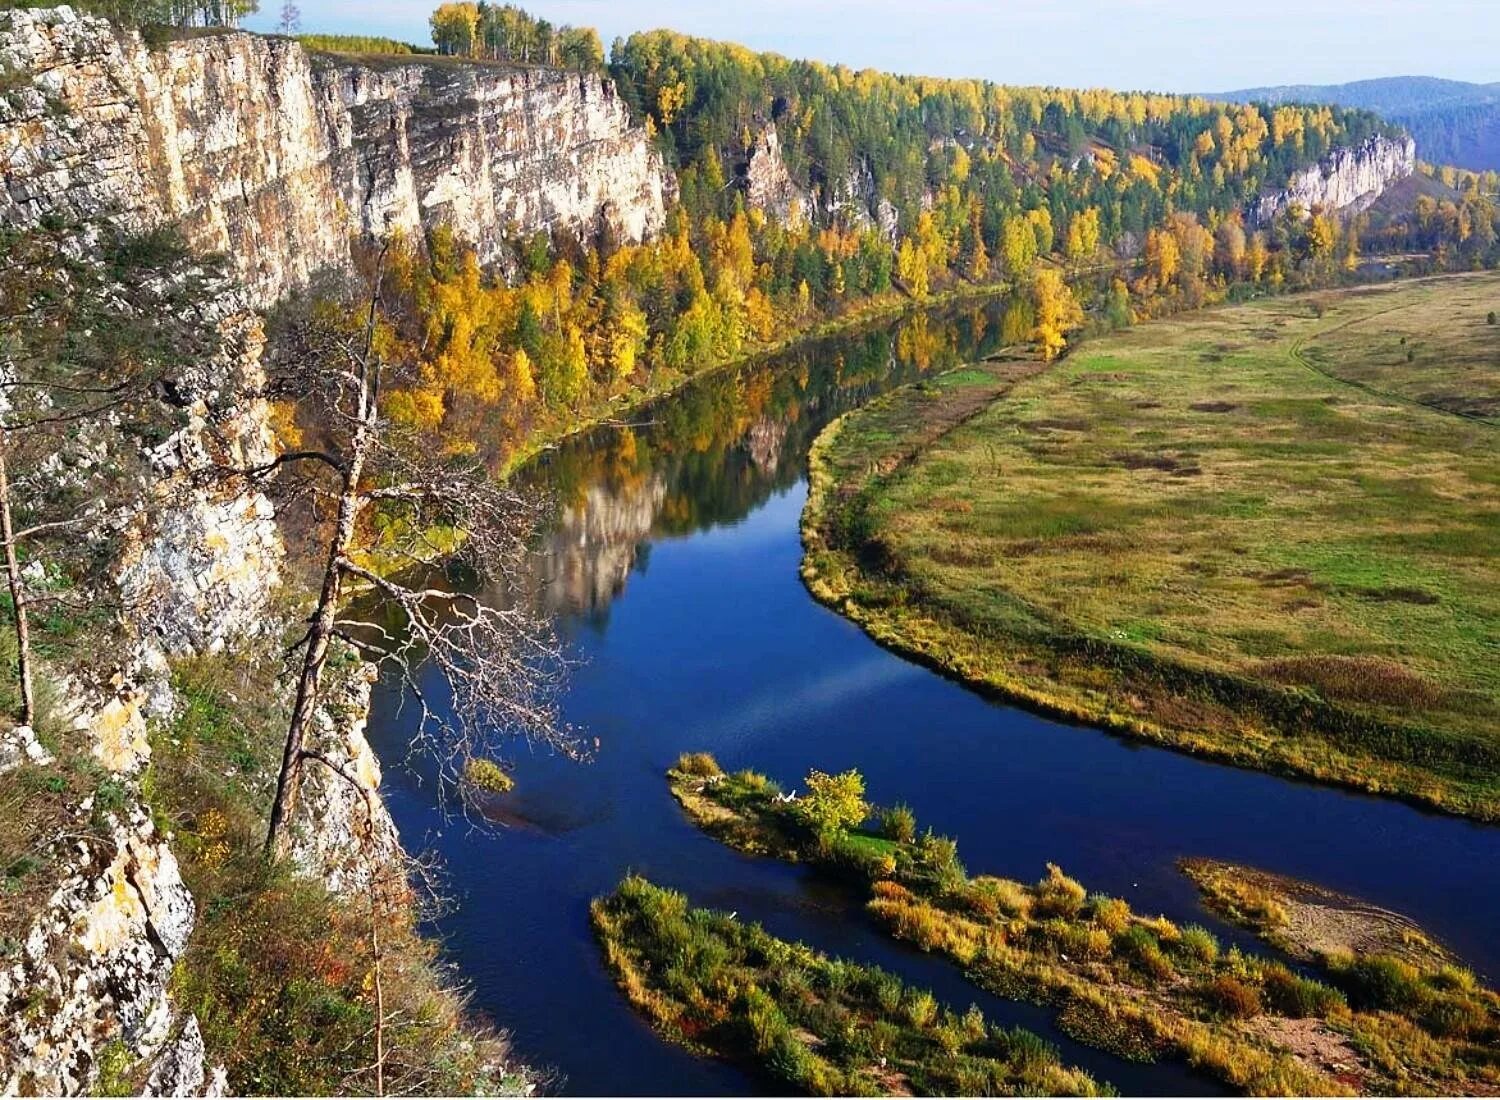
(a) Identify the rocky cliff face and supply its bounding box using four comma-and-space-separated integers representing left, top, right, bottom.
0, 6, 672, 306
742, 127, 809, 227
0, 8, 662, 1096
740, 124, 899, 241
0, 801, 203, 1096
1254, 134, 1416, 224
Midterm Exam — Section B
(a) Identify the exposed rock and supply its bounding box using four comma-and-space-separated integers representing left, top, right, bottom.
144, 1016, 225, 1098
1254, 134, 1416, 225
822, 156, 900, 241
739, 127, 902, 241
0, 723, 53, 774
0, 805, 192, 1095
286, 659, 403, 899
86, 687, 151, 775
113, 284, 283, 665
742, 126, 808, 226
0, 6, 673, 307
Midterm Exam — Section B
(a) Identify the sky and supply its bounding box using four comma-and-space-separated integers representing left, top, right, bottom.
246, 0, 1498, 93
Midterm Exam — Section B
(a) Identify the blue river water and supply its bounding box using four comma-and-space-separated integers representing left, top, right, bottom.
365, 298, 1500, 1095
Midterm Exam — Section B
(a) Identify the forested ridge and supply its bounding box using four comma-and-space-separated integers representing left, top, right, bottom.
6, 1, 1499, 470
348, 15, 1500, 469
1219, 76, 1500, 173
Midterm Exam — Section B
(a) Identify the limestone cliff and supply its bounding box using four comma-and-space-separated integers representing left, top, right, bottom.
0, 8, 650, 1093
0, 6, 672, 306
739, 124, 899, 241
1254, 134, 1416, 224
0, 277, 369, 1094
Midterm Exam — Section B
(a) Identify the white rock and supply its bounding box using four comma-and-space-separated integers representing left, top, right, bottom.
1254, 134, 1415, 224
0, 7, 673, 309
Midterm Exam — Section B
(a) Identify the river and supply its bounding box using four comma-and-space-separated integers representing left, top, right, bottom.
364, 295, 1500, 1096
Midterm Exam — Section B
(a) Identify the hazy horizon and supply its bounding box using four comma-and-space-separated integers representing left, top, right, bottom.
246, 0, 1498, 93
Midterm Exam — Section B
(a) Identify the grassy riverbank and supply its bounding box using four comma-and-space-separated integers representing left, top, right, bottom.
664, 755, 1500, 1095
592, 874, 1110, 1096
802, 274, 1500, 820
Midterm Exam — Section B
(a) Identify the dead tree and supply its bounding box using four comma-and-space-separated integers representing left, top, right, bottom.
252, 257, 574, 859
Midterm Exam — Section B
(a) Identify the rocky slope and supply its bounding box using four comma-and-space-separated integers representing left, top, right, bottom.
1254, 134, 1416, 224
0, 283, 400, 1094
0, 5, 672, 306
740, 123, 899, 241
0, 8, 674, 1092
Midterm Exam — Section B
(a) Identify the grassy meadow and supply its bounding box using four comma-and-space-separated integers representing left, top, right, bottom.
802, 274, 1500, 819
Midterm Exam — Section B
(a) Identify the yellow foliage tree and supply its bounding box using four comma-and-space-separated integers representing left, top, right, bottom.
1030, 268, 1082, 361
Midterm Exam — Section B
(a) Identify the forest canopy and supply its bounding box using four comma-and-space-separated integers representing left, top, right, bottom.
0, 0, 258, 25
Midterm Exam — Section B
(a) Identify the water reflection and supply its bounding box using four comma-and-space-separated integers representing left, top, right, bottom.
529, 296, 1020, 617
365, 286, 1500, 1097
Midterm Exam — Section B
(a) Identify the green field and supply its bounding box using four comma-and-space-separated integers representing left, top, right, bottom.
803, 274, 1500, 819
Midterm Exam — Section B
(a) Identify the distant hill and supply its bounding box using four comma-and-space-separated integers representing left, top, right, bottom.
1215, 76, 1500, 172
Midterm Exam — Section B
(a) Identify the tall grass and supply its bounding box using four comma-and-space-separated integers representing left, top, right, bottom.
592, 874, 1110, 1096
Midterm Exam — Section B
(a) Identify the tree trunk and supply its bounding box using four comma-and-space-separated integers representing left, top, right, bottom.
264, 436, 369, 859
265, 260, 387, 860
0, 436, 35, 729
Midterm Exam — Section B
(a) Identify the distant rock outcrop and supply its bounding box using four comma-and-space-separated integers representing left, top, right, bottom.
743, 126, 809, 226
1253, 134, 1416, 225
0, 6, 674, 306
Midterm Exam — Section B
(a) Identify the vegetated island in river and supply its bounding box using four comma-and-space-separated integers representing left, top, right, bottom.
801, 272, 1500, 820
591, 873, 1111, 1097
653, 754, 1499, 1096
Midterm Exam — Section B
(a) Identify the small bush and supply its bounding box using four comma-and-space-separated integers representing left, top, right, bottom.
742, 986, 790, 1054
1430, 965, 1476, 993
1114, 925, 1174, 984
962, 1003, 987, 1041
462, 756, 513, 793
766, 1030, 820, 1089
1088, 894, 1131, 935
1201, 975, 1262, 1019
1176, 924, 1220, 965
916, 830, 966, 892
1421, 995, 1489, 1039
868, 970, 904, 1016
1034, 863, 1086, 919
1339, 955, 1429, 1013
1049, 920, 1112, 962
934, 1013, 968, 1056
1261, 963, 1345, 1018
799, 769, 868, 834
904, 988, 938, 1029
675, 752, 723, 778
1488, 311, 1496, 325
880, 802, 916, 843
988, 878, 1031, 917
999, 1026, 1057, 1071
